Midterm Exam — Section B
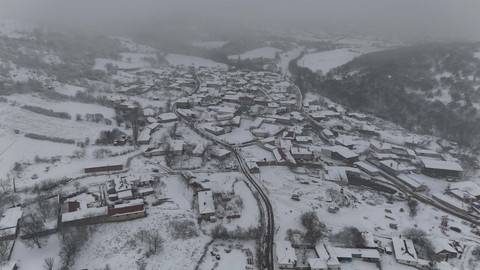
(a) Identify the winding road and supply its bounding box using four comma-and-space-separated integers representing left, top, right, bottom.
172, 73, 276, 270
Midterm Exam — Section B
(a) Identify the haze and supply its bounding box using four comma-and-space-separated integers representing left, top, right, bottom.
1, 0, 480, 41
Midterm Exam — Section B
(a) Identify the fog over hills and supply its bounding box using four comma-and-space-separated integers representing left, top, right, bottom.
2, 0, 480, 41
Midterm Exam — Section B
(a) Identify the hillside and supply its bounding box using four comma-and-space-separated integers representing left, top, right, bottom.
292, 42, 480, 149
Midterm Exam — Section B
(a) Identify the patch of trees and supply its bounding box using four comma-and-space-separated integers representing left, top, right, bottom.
23, 105, 71, 119
95, 128, 125, 145
21, 213, 47, 248
404, 228, 435, 261
24, 133, 75, 144
472, 245, 480, 261
290, 42, 480, 149
331, 226, 366, 248
59, 226, 90, 270
169, 220, 199, 239
135, 229, 164, 256
300, 211, 327, 244
407, 198, 419, 217
76, 113, 112, 125
211, 225, 262, 241
93, 148, 113, 159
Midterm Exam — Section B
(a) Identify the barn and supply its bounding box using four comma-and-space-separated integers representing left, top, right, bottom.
420, 159, 463, 178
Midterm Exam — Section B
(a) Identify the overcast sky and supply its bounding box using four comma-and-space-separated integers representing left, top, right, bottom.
1, 0, 480, 40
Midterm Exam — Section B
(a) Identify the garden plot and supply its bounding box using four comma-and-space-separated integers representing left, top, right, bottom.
67, 173, 205, 270
9, 234, 62, 270
6, 94, 116, 118
72, 210, 209, 270
198, 241, 257, 270
0, 105, 111, 141
240, 145, 275, 162
217, 128, 256, 145
0, 134, 77, 180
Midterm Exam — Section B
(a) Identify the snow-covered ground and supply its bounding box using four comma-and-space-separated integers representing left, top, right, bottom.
297, 48, 375, 74
228, 47, 282, 60
192, 41, 229, 49
279, 46, 304, 76
166, 53, 228, 69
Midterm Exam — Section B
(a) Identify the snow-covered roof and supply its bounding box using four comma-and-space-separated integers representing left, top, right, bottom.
325, 146, 358, 159
380, 159, 412, 172
370, 140, 392, 151
308, 258, 327, 269
421, 159, 463, 172
62, 206, 108, 222
0, 207, 22, 230
391, 237, 418, 262
436, 261, 460, 270
315, 242, 340, 267
112, 198, 144, 209
397, 174, 426, 189
432, 238, 457, 254
197, 190, 215, 215
158, 112, 178, 121
0, 261, 17, 270
114, 177, 132, 192
449, 181, 480, 197
117, 190, 133, 200
354, 161, 380, 174
276, 241, 297, 265
332, 247, 380, 259
171, 140, 184, 151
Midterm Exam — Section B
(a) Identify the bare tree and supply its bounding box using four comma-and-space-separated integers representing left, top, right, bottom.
404, 228, 435, 260
0, 178, 10, 193
146, 231, 164, 253
36, 197, 59, 222
300, 211, 326, 244
136, 229, 164, 254
407, 199, 419, 217
0, 232, 11, 261
43, 257, 55, 270
60, 226, 90, 269
21, 214, 47, 248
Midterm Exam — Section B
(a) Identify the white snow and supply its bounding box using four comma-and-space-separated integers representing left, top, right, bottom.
192, 41, 228, 49
297, 48, 375, 74
166, 54, 228, 69
229, 47, 282, 60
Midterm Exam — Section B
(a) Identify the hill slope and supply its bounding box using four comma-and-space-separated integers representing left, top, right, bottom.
292, 43, 480, 149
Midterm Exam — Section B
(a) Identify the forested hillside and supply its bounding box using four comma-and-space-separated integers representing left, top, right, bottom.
292, 43, 480, 149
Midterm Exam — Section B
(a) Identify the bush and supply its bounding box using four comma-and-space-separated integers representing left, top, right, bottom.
300, 211, 326, 244
95, 128, 124, 145
25, 133, 75, 144
332, 227, 366, 248
93, 148, 113, 159
408, 199, 419, 217
23, 105, 71, 119
169, 220, 199, 239
404, 228, 435, 260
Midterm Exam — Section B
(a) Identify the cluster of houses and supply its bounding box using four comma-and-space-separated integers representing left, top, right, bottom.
277, 233, 464, 270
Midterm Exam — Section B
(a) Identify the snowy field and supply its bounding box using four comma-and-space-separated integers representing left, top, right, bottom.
166, 53, 228, 69
198, 241, 257, 270
297, 48, 375, 74
192, 41, 229, 49
228, 47, 282, 60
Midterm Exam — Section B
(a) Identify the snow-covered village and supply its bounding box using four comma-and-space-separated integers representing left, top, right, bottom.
2, 1, 480, 270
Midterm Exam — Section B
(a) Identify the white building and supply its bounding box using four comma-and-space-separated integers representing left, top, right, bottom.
197, 190, 215, 221
276, 240, 297, 269
391, 236, 418, 267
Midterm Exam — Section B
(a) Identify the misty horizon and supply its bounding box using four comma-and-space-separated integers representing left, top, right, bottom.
2, 0, 480, 42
